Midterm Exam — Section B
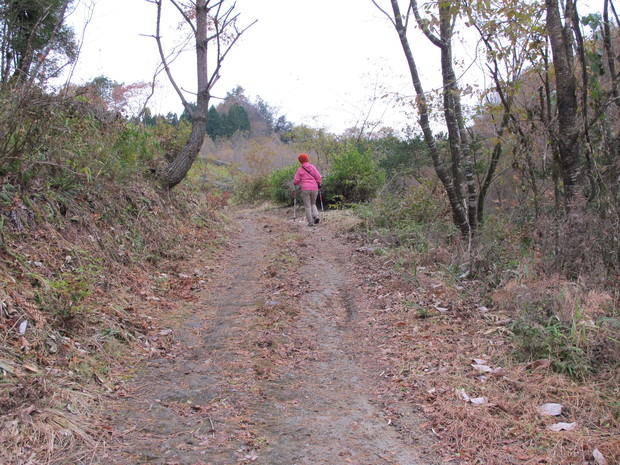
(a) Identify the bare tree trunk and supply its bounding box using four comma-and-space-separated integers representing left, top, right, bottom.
438, 2, 477, 232
162, 0, 210, 189
164, 117, 207, 187
539, 63, 564, 256
25, 0, 72, 89
477, 110, 509, 223
524, 145, 540, 219
154, 0, 253, 189
471, 22, 520, 226
545, 0, 582, 208
603, 0, 620, 105
379, 0, 470, 236
545, 0, 589, 276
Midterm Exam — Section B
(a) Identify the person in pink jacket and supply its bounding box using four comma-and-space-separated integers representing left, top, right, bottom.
293, 153, 323, 226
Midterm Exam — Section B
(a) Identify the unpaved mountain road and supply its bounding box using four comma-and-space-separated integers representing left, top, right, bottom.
98, 208, 440, 465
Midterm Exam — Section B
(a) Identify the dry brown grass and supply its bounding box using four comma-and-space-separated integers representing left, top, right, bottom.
0, 180, 227, 465
341, 213, 620, 465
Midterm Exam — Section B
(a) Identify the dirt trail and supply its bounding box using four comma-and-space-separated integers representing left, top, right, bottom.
98, 208, 439, 465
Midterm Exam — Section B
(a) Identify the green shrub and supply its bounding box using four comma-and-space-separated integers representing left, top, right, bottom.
0, 90, 182, 188
468, 216, 534, 286
510, 315, 593, 379
232, 173, 270, 204
504, 288, 619, 380
119, 125, 158, 162
375, 135, 429, 185
322, 146, 385, 205
268, 164, 298, 205
370, 180, 445, 227
352, 181, 452, 250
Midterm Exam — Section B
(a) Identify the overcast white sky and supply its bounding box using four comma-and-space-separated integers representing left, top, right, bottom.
65, 0, 605, 134
65, 0, 437, 133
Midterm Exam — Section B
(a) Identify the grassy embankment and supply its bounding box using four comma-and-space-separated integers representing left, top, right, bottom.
0, 93, 236, 463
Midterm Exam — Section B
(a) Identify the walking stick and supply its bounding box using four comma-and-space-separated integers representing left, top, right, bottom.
293, 189, 297, 220
319, 189, 324, 221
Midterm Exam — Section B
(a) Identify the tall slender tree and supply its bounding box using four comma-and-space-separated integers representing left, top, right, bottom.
206, 105, 225, 138
373, 0, 473, 236
150, 0, 254, 189
545, 0, 582, 208
225, 102, 250, 135
0, 0, 75, 88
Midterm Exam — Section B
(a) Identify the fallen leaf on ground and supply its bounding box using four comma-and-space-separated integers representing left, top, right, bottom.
22, 362, 40, 373
546, 422, 577, 432
537, 403, 563, 416
244, 451, 259, 461
593, 448, 607, 465
458, 388, 487, 405
470, 397, 487, 405
471, 363, 493, 373
0, 361, 17, 375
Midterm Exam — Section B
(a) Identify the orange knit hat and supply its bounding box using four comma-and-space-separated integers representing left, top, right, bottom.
298, 153, 309, 163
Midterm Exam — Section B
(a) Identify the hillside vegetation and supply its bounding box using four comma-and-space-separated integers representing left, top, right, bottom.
1, 0, 619, 463
1, 83, 618, 464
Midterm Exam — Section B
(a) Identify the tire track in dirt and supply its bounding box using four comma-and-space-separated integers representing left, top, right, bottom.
99, 209, 439, 465
248, 213, 436, 465
101, 214, 273, 465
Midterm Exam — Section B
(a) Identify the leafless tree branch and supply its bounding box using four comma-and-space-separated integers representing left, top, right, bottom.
153, 0, 193, 117
371, 0, 397, 28
410, 0, 442, 47
170, 0, 197, 35
63, 0, 95, 93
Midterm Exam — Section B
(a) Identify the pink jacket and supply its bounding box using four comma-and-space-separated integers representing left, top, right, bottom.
293, 162, 322, 191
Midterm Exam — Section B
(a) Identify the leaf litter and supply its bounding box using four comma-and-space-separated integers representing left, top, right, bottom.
101, 208, 617, 464
2, 200, 618, 465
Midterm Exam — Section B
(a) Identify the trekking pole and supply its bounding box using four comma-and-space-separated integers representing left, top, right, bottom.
319, 189, 325, 221
293, 189, 297, 220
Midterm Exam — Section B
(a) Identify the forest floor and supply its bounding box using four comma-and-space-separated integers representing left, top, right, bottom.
95, 207, 442, 465
17, 204, 613, 465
